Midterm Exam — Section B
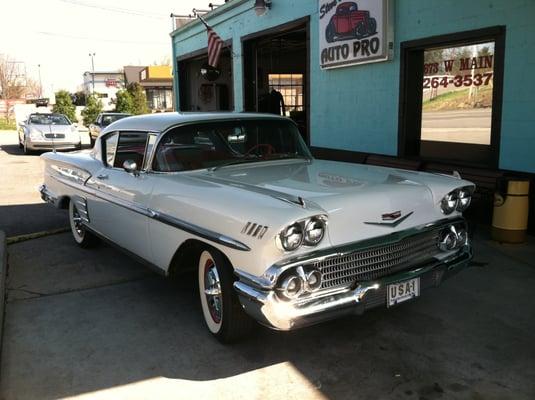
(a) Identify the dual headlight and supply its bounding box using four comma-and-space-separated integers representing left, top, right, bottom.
438, 223, 468, 251
278, 216, 327, 252
278, 266, 322, 300
440, 187, 473, 214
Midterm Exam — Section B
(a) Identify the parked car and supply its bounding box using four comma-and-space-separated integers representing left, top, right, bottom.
89, 113, 132, 145
326, 1, 377, 43
18, 113, 81, 154
39, 112, 474, 342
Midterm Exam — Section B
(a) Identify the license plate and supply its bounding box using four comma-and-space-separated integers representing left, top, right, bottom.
387, 278, 420, 307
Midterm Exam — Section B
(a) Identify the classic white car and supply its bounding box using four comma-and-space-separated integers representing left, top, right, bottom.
40, 112, 474, 342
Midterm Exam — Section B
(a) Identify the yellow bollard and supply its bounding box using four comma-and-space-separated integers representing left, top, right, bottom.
491, 180, 530, 243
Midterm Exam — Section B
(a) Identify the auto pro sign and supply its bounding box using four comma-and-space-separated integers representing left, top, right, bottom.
319, 0, 393, 69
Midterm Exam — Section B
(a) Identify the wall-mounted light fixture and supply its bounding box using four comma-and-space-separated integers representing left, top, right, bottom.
254, 0, 272, 17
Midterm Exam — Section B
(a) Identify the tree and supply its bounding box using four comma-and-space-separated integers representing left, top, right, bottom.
115, 89, 133, 113
72, 91, 87, 106
127, 83, 149, 115
0, 54, 26, 100
81, 94, 103, 126
52, 90, 77, 122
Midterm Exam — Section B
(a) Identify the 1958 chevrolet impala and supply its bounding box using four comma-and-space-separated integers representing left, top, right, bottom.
40, 112, 474, 342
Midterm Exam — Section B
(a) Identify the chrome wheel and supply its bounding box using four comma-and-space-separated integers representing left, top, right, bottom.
69, 200, 85, 244
204, 259, 222, 324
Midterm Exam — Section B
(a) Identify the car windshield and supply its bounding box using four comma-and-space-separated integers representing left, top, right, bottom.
102, 114, 130, 126
152, 119, 311, 172
29, 114, 70, 125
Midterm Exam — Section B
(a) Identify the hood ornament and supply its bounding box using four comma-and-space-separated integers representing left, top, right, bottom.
365, 211, 414, 227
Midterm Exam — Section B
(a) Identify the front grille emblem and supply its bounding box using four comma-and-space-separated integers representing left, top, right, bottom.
365, 211, 414, 227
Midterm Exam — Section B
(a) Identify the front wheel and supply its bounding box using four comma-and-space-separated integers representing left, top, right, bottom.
23, 139, 32, 155
198, 248, 254, 343
69, 200, 98, 247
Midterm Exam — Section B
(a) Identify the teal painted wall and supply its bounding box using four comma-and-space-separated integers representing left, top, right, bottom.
172, 0, 535, 173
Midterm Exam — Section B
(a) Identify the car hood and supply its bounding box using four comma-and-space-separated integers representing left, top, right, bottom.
195, 159, 473, 244
30, 124, 73, 134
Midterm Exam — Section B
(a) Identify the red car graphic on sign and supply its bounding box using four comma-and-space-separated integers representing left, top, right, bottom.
326, 2, 377, 43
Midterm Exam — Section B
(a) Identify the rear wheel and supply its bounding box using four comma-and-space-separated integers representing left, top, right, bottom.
69, 200, 98, 247
198, 247, 254, 343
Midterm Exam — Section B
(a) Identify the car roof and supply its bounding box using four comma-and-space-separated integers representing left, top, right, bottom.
101, 112, 131, 115
107, 112, 289, 133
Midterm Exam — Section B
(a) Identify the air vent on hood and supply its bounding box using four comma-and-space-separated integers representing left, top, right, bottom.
241, 222, 269, 239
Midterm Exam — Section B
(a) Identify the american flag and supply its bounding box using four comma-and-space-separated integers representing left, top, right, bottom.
200, 17, 224, 68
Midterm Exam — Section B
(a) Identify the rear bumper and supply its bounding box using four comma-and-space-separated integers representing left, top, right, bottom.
234, 249, 472, 331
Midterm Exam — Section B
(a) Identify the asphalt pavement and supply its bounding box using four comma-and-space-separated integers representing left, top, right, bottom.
421, 109, 492, 145
1, 130, 534, 399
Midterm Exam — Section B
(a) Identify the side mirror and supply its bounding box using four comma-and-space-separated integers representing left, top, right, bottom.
123, 160, 139, 176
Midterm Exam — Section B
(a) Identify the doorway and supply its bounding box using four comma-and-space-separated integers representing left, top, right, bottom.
242, 18, 310, 144
177, 47, 233, 112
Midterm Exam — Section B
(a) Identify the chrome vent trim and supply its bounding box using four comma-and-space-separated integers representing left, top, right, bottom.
72, 195, 90, 223
308, 229, 440, 290
242, 222, 269, 239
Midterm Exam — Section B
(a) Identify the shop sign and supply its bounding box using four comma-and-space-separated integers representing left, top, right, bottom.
319, 0, 393, 69
105, 79, 117, 87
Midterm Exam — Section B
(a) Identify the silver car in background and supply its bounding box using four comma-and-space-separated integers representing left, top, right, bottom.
18, 113, 82, 154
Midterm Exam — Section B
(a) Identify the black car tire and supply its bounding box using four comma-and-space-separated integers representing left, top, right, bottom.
23, 139, 33, 155
355, 21, 367, 39
198, 246, 254, 343
69, 200, 99, 248
368, 17, 377, 36
326, 20, 336, 43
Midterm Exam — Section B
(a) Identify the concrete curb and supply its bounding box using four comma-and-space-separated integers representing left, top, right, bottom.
0, 230, 6, 363
6, 227, 69, 245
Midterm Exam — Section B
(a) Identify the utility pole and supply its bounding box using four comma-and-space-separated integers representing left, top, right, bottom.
89, 52, 96, 94
37, 64, 42, 98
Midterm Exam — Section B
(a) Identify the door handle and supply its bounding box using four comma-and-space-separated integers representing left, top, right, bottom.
97, 174, 109, 180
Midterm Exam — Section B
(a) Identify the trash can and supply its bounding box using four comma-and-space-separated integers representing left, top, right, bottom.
491, 179, 530, 243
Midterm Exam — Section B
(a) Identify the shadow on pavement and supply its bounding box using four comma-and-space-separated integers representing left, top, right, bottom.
0, 203, 69, 237
1, 228, 535, 399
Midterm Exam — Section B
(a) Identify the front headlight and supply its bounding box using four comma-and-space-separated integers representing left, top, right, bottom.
29, 128, 43, 140
304, 217, 326, 246
440, 187, 473, 214
278, 215, 327, 251
280, 223, 304, 251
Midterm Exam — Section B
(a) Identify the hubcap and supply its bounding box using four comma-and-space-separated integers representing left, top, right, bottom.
203, 259, 222, 324
72, 205, 84, 237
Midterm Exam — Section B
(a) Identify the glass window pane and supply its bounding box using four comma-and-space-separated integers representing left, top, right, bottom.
421, 41, 494, 145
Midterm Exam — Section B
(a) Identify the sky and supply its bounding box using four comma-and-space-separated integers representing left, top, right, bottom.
1, 0, 207, 97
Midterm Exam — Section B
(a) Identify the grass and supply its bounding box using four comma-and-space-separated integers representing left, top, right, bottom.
423, 86, 493, 112
0, 118, 16, 130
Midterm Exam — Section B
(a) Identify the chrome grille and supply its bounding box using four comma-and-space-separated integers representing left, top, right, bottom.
310, 230, 440, 290
45, 133, 65, 139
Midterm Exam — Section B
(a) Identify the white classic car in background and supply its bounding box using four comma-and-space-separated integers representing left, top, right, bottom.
40, 112, 474, 342
19, 113, 81, 154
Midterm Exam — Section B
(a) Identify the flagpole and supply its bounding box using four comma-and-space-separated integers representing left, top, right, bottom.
195, 11, 237, 59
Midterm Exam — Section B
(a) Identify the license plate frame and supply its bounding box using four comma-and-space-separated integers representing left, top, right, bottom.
387, 277, 420, 307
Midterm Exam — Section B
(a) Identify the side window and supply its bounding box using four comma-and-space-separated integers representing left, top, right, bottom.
103, 132, 118, 167
113, 132, 148, 171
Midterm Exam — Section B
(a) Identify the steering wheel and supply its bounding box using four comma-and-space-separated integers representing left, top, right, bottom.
245, 143, 275, 157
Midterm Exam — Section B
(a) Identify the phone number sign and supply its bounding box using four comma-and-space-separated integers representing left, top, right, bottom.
319, 0, 393, 69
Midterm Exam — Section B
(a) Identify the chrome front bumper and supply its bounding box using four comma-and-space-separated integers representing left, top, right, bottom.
234, 249, 472, 331
27, 139, 80, 150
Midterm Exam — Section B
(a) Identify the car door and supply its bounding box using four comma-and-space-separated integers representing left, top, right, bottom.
85, 130, 155, 261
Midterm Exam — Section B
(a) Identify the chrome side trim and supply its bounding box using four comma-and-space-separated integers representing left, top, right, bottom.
235, 217, 466, 290
49, 174, 251, 252
149, 210, 251, 252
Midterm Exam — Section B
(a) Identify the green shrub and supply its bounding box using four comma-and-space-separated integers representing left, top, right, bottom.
52, 90, 77, 123
81, 94, 103, 126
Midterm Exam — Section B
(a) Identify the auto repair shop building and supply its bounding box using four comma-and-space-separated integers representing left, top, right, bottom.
171, 0, 535, 224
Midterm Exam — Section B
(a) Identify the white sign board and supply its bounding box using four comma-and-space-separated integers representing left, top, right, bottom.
319, 0, 393, 69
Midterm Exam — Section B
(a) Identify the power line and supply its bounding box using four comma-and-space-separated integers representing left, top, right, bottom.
36, 31, 169, 46
58, 0, 167, 20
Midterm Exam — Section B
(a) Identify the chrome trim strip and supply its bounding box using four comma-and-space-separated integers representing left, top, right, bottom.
49, 175, 250, 252
149, 210, 251, 252
235, 217, 466, 290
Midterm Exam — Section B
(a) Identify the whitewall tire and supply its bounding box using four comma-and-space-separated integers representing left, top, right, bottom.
198, 248, 254, 343
69, 200, 98, 248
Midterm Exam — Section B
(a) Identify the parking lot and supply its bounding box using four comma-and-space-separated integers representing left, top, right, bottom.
1, 130, 534, 399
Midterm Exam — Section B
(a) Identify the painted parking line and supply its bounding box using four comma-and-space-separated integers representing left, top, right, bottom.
6, 227, 70, 245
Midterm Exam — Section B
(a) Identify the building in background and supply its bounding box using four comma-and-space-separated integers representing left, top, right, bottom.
170, 0, 535, 229
83, 71, 125, 110
124, 65, 173, 111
